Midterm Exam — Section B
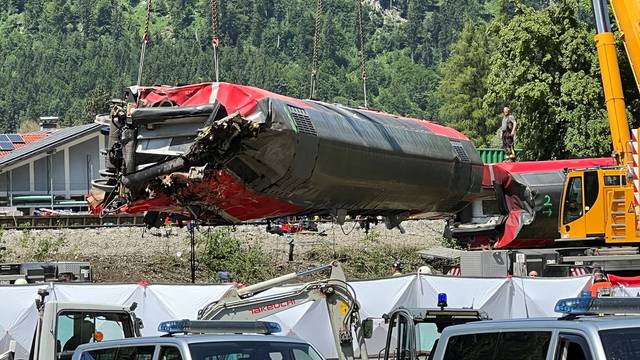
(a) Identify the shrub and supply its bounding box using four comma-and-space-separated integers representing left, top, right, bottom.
197, 228, 275, 284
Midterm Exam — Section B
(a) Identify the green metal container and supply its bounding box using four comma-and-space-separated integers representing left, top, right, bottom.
477, 148, 521, 163
11, 195, 54, 203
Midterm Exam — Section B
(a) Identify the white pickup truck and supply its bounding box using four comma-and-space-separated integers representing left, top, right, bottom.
3, 289, 140, 360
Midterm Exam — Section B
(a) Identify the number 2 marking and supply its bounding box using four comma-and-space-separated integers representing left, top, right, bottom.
542, 195, 553, 217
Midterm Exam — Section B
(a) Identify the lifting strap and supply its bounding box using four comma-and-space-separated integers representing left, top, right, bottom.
356, 0, 368, 108
210, 0, 220, 82
309, 0, 323, 99
137, 0, 152, 86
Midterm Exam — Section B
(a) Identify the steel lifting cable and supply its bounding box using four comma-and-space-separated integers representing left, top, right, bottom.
356, 0, 368, 108
309, 0, 323, 99
210, 0, 220, 82
137, 0, 152, 86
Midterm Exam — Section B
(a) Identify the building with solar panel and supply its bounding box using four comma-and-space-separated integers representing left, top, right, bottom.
0, 119, 105, 215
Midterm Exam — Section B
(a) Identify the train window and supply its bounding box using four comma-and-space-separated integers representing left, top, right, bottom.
563, 177, 583, 224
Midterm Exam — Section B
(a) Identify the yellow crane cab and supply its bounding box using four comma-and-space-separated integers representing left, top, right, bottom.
559, 166, 639, 243
559, 0, 640, 245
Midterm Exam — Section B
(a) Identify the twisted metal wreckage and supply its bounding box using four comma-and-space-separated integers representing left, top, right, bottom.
88, 82, 484, 228
87, 81, 619, 249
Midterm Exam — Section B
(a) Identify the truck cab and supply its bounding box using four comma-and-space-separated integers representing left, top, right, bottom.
362, 294, 488, 360
430, 297, 640, 360
381, 306, 488, 360
27, 289, 140, 360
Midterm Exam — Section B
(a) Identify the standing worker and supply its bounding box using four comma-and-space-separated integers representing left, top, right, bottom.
390, 260, 404, 276
501, 107, 517, 161
590, 270, 612, 296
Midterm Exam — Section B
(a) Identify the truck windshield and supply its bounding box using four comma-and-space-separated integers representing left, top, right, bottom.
56, 311, 134, 360
415, 323, 439, 354
188, 341, 324, 360
600, 328, 640, 359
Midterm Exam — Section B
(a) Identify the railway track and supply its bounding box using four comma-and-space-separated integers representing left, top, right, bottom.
0, 215, 146, 230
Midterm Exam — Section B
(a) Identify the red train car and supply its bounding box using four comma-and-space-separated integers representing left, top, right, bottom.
89, 82, 483, 226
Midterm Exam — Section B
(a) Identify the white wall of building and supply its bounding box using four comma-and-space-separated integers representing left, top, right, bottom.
0, 131, 106, 201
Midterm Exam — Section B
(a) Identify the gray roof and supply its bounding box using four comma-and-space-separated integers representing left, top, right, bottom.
0, 123, 101, 168
442, 316, 640, 335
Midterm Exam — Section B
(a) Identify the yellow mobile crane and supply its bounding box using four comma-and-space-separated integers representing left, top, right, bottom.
560, 0, 640, 244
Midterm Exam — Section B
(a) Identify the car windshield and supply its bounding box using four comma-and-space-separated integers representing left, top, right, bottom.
188, 341, 325, 360
600, 327, 640, 360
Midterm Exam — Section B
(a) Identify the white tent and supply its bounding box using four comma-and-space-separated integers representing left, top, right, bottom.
0, 274, 591, 360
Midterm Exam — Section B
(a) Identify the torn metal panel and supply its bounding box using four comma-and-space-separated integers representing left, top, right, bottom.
90, 82, 484, 225
449, 158, 616, 249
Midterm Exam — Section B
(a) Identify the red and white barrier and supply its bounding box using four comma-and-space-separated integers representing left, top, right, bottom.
632, 129, 639, 206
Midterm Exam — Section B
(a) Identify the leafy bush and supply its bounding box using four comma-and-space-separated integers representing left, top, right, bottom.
197, 228, 276, 284
18, 230, 67, 261
198, 227, 432, 283
303, 230, 424, 279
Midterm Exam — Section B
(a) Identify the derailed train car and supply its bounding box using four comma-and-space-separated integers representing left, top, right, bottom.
88, 82, 484, 226
447, 158, 615, 249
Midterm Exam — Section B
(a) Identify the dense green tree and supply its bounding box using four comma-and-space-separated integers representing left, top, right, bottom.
438, 20, 493, 145
421, 0, 484, 66
0, 0, 636, 166
484, 1, 611, 160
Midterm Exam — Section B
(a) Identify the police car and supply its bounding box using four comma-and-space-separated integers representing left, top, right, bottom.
429, 296, 640, 360
72, 320, 324, 360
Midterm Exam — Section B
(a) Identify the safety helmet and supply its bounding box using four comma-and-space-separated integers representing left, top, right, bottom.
392, 260, 404, 270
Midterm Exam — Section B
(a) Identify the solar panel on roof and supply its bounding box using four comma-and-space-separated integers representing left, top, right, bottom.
0, 142, 15, 151
0, 135, 9, 142
7, 134, 24, 143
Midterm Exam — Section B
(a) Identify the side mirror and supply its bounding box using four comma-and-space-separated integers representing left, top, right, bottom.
362, 318, 373, 339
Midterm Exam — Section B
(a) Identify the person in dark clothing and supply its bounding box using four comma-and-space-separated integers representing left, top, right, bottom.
63, 320, 95, 352
501, 107, 517, 161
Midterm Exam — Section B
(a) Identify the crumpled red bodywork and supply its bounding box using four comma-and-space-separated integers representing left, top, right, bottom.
609, 274, 640, 286
137, 82, 309, 114
482, 158, 615, 249
120, 170, 303, 221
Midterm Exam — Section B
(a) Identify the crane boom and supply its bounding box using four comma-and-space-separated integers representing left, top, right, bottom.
592, 0, 631, 165
197, 262, 369, 360
610, 0, 640, 94
558, 0, 640, 244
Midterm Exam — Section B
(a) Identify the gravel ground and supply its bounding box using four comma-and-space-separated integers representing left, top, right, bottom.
0, 219, 446, 282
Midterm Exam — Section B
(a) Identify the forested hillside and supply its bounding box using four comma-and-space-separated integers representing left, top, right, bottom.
1, 0, 639, 160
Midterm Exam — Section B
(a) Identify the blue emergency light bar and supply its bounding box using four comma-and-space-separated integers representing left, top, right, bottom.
555, 297, 640, 316
158, 320, 282, 335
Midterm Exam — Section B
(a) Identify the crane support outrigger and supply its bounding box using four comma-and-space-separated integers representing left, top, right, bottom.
197, 262, 368, 360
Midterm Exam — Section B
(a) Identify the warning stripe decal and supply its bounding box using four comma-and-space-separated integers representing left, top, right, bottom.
634, 129, 639, 205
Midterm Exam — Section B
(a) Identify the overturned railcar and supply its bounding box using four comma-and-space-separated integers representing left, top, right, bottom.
89, 82, 483, 225
448, 158, 616, 249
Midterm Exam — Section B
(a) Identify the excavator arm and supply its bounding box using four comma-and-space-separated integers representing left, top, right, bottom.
197, 262, 368, 360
